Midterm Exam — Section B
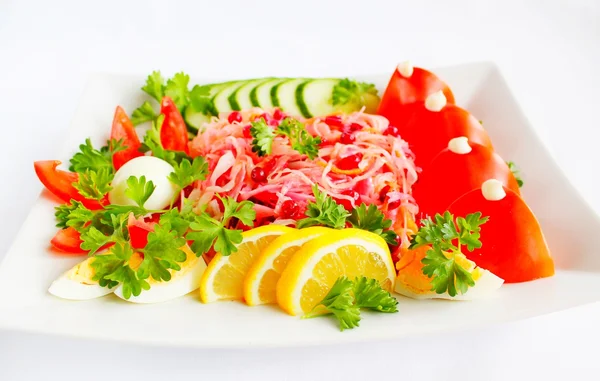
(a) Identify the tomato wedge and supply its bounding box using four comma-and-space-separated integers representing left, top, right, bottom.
394, 100, 492, 168
50, 227, 86, 254
447, 180, 554, 283
160, 96, 189, 153
111, 106, 142, 170
127, 213, 155, 249
378, 63, 455, 124
34, 160, 104, 210
412, 138, 521, 218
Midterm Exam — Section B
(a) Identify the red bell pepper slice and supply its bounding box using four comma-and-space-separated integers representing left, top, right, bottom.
127, 213, 156, 249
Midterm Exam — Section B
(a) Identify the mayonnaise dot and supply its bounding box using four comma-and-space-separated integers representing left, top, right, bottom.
481, 179, 506, 201
448, 137, 472, 154
396, 61, 414, 78
424, 90, 447, 112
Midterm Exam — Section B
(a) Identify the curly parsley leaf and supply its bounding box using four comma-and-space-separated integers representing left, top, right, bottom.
81, 226, 114, 255
410, 212, 489, 297
142, 71, 165, 102
137, 223, 187, 282
164, 72, 190, 110
353, 277, 398, 313
305, 277, 361, 331
189, 85, 215, 115
348, 204, 398, 245
276, 118, 321, 160
332, 79, 379, 111
55, 200, 94, 230
124, 176, 155, 208
92, 242, 150, 298
507, 161, 524, 188
167, 157, 208, 190
298, 185, 350, 229
187, 197, 256, 257
69, 138, 113, 174
250, 119, 275, 156
159, 207, 194, 236
72, 168, 113, 201
131, 101, 157, 126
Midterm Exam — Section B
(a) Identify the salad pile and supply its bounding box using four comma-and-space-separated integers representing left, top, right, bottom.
34, 63, 554, 331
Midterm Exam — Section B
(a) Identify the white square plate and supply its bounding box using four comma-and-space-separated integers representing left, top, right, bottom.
1, 62, 600, 348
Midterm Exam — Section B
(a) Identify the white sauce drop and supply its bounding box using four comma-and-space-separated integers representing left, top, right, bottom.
396, 61, 414, 78
448, 137, 472, 154
481, 179, 506, 201
424, 90, 447, 112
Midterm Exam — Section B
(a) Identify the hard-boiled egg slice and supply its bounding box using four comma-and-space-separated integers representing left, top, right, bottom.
109, 156, 178, 210
48, 257, 114, 300
394, 246, 504, 301
114, 245, 207, 304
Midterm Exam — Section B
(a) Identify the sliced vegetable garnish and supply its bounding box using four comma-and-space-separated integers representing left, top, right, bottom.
410, 211, 489, 296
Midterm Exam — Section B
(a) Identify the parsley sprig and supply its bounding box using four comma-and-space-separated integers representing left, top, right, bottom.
187, 196, 256, 256
305, 276, 398, 331
348, 204, 398, 245
332, 79, 379, 112
132, 71, 193, 126
297, 186, 397, 244
250, 117, 321, 159
410, 211, 489, 297
507, 161, 524, 188
297, 185, 350, 229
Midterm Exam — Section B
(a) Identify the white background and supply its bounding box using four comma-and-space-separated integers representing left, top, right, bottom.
1, 0, 599, 380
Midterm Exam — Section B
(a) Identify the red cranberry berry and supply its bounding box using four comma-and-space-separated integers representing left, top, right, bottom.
348, 123, 363, 132
340, 132, 355, 144
335, 153, 363, 170
243, 124, 252, 139
384, 125, 400, 137
272, 108, 285, 121
335, 189, 360, 211
251, 167, 267, 183
228, 111, 242, 124
280, 200, 300, 219
324, 116, 344, 129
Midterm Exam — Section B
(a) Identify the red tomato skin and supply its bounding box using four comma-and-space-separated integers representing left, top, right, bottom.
413, 143, 521, 218
397, 103, 493, 168
50, 227, 86, 254
160, 97, 189, 153
447, 187, 554, 283
127, 214, 155, 249
111, 106, 142, 170
34, 160, 104, 210
378, 67, 455, 123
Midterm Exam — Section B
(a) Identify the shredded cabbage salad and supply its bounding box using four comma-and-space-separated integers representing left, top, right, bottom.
187, 108, 419, 246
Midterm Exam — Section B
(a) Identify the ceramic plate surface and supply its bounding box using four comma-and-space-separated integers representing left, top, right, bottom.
1, 62, 599, 348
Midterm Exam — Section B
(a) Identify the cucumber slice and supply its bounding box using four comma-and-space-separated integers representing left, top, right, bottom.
273, 78, 307, 118
252, 78, 287, 109
184, 106, 212, 133
213, 81, 245, 113
234, 78, 273, 110
298, 79, 339, 118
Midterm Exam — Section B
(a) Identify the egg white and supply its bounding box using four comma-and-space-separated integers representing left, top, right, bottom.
394, 268, 504, 301
48, 257, 115, 300
113, 247, 207, 304
109, 156, 178, 210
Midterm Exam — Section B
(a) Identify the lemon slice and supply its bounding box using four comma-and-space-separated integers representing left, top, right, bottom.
276, 228, 396, 316
243, 226, 331, 306
199, 225, 293, 303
